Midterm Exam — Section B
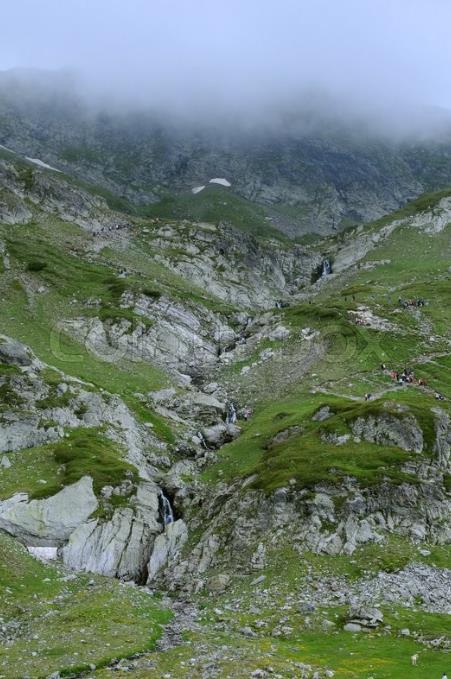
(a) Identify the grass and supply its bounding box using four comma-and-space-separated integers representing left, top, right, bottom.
203, 390, 439, 490
0, 222, 169, 399
0, 429, 138, 501
0, 532, 171, 678
137, 184, 291, 241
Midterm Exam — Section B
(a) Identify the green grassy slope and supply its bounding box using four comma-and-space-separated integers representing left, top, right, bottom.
0, 532, 171, 677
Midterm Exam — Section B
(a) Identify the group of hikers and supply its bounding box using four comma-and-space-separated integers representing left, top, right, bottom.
378, 363, 446, 401
398, 296, 426, 308
384, 365, 426, 386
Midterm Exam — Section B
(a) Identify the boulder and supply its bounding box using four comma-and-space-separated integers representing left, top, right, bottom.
0, 476, 98, 546
348, 606, 383, 629
343, 623, 362, 633
206, 573, 230, 593
0, 455, 11, 468
312, 406, 333, 421
202, 423, 226, 445
0, 338, 33, 367
268, 325, 290, 341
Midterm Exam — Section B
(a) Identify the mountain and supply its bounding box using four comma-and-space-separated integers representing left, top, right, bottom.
0, 133, 450, 678
3, 69, 451, 236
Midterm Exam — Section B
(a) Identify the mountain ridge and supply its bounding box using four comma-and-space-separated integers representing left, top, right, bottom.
3, 71, 451, 236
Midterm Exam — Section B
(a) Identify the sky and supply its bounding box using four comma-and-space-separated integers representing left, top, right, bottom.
2, 0, 451, 130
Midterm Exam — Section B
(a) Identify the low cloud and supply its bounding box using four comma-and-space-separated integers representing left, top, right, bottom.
1, 0, 451, 136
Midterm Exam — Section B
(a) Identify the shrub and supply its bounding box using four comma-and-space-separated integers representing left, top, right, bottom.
26, 260, 47, 272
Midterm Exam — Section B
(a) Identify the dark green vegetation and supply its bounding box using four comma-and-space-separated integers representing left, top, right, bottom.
139, 184, 290, 240
204, 391, 441, 490
0, 429, 137, 501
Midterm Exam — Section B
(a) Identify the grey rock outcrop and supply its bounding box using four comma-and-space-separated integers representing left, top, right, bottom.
147, 519, 188, 583
0, 476, 98, 546
62, 481, 162, 581
352, 413, 424, 453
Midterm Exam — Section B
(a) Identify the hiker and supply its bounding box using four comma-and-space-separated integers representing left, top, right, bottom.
364, 393, 372, 401
441, 673, 448, 679
380, 363, 386, 371
411, 653, 419, 666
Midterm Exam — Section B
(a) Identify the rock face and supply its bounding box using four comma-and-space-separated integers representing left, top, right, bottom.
352, 413, 424, 453
160, 407, 451, 591
62, 481, 162, 581
0, 338, 34, 367
0, 477, 98, 546
147, 519, 188, 583
0, 158, 128, 233
147, 221, 319, 306
64, 302, 225, 380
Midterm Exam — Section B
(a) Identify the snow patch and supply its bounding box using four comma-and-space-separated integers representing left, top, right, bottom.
209, 178, 231, 187
192, 185, 206, 194
0, 144, 16, 154
25, 157, 61, 173
27, 546, 58, 562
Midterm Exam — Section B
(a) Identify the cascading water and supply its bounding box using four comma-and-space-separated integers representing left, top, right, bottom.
226, 402, 237, 424
197, 431, 207, 449
321, 259, 332, 277
160, 493, 174, 526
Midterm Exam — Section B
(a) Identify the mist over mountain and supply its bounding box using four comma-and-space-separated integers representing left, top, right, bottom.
2, 67, 451, 235
2, 0, 451, 234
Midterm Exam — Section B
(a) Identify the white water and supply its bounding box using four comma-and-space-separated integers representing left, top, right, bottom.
321, 259, 332, 276
161, 494, 174, 525
197, 431, 208, 449
226, 402, 237, 424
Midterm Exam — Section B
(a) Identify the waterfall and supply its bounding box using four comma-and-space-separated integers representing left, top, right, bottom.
197, 431, 207, 449
160, 493, 174, 526
321, 259, 332, 277
226, 402, 237, 425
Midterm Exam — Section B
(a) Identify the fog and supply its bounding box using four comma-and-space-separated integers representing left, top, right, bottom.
2, 0, 451, 135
